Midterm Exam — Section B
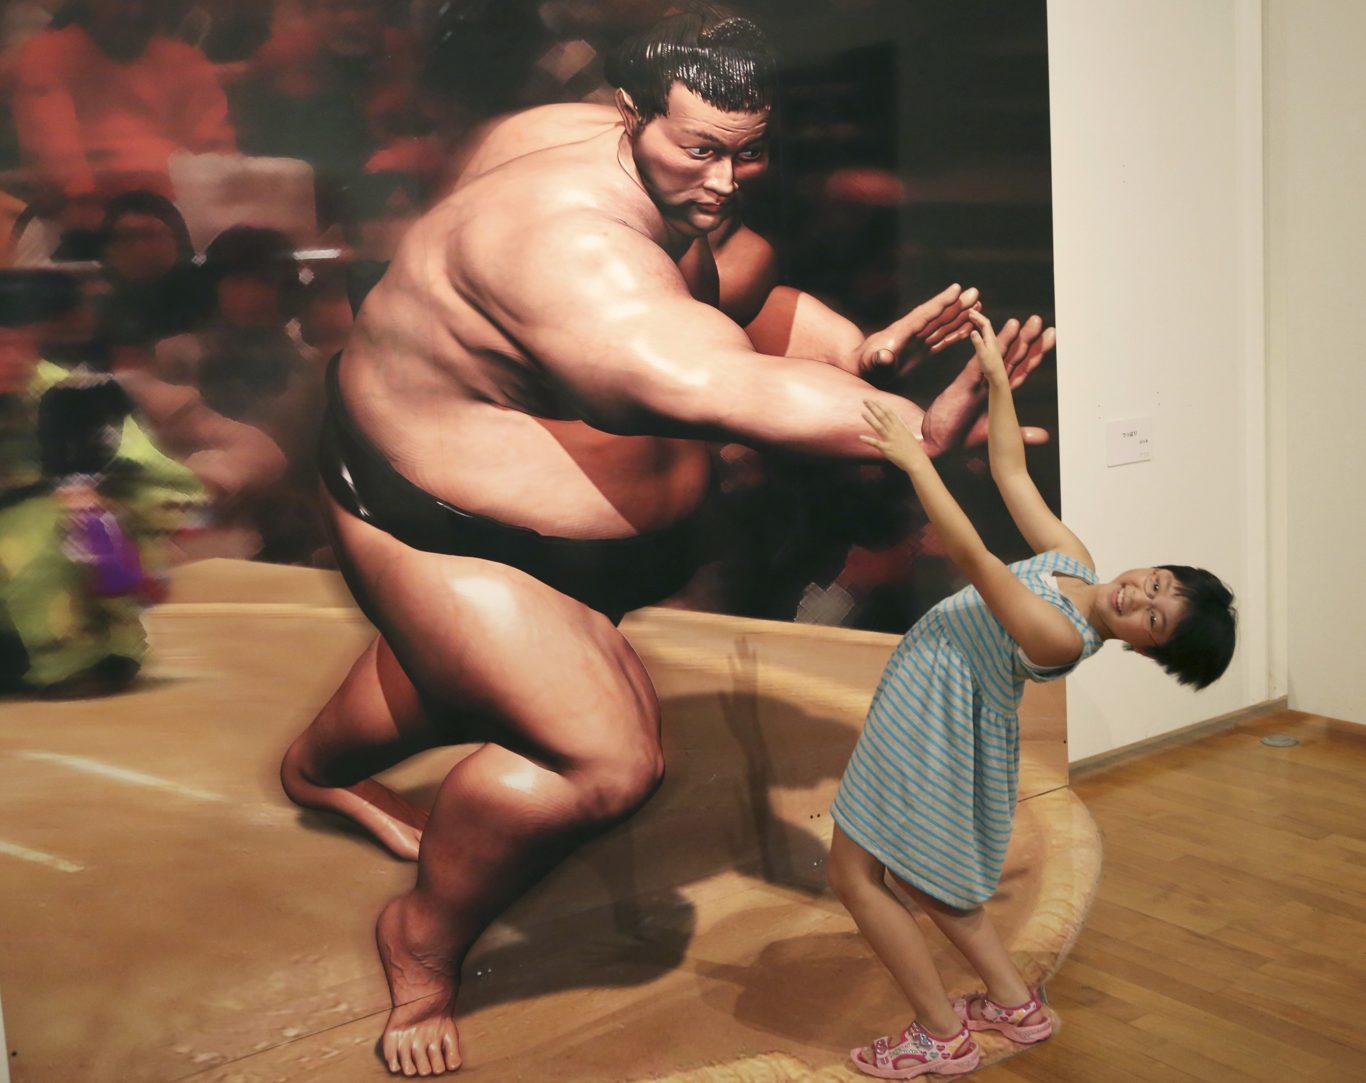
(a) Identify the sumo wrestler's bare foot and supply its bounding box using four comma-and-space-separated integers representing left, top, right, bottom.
281, 744, 428, 861
377, 895, 462, 1075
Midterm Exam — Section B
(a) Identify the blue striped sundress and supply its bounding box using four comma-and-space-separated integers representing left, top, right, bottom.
830, 550, 1103, 909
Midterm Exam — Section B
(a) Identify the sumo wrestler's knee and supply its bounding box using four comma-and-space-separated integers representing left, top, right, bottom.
568, 732, 666, 831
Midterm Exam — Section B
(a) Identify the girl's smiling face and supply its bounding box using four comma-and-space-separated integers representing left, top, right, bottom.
1099, 567, 1189, 651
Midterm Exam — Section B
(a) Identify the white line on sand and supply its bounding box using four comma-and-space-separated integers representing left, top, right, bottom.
16, 751, 226, 803
0, 839, 84, 873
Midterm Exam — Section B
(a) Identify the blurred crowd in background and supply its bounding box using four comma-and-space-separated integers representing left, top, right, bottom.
0, 0, 1056, 696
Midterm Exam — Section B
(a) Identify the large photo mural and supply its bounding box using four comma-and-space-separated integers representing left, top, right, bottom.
0, 0, 1057, 681
0, 4, 1082, 1080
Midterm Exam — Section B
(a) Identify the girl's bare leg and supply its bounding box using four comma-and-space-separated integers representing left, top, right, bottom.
826, 825, 961, 1038
890, 873, 1047, 1025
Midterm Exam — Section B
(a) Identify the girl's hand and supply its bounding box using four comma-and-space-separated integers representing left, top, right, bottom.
967, 309, 1008, 384
860, 399, 927, 472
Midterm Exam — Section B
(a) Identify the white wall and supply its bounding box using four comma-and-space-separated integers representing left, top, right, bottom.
1264, 1, 1366, 724
1047, 1, 1273, 760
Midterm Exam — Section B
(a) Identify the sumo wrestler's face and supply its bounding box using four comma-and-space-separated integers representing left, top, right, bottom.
627, 84, 770, 238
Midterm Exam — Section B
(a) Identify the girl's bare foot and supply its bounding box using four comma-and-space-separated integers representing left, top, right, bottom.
377, 895, 462, 1075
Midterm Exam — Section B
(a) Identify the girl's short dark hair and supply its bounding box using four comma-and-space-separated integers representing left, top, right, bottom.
605, 3, 776, 122
1145, 565, 1237, 690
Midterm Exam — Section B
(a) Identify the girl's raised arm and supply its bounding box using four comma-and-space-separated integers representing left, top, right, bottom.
862, 400, 1082, 668
968, 310, 1094, 571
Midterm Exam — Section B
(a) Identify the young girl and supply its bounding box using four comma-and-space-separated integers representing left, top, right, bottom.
830, 310, 1236, 1078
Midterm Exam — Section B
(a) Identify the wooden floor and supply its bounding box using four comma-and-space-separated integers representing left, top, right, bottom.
977, 709, 1366, 1083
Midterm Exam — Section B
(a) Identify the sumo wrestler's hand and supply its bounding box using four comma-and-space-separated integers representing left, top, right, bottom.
920, 313, 1056, 456
848, 283, 981, 387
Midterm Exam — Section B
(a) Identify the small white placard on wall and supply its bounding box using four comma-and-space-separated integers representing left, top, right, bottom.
1106, 416, 1152, 467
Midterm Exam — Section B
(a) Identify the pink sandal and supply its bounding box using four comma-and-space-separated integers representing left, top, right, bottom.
849, 1020, 981, 1078
952, 990, 1053, 1044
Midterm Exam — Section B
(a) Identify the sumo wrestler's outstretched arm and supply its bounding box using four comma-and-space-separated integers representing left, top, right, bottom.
712, 222, 1054, 451
481, 214, 959, 458
712, 222, 977, 377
